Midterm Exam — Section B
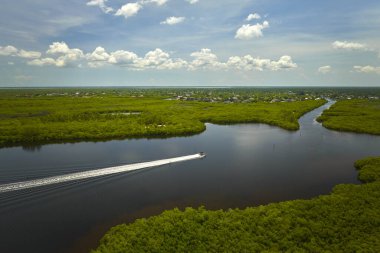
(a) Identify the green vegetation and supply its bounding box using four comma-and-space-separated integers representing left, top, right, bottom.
318, 99, 380, 135
92, 156, 380, 253
0, 88, 325, 147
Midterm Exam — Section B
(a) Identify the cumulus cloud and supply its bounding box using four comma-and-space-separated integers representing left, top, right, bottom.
24, 42, 84, 67
235, 21, 269, 40
140, 48, 170, 66
17, 49, 41, 59
85, 47, 186, 70
27, 57, 57, 67
270, 55, 297, 70
332, 41, 367, 51
318, 65, 332, 74
0, 45, 18, 56
158, 58, 188, 70
115, 3, 142, 19
108, 50, 138, 65
353, 65, 380, 74
85, 47, 137, 67
227, 55, 268, 71
8, 41, 297, 72
227, 55, 297, 71
134, 48, 186, 70
0, 45, 41, 59
45, 42, 84, 67
86, 0, 113, 13
189, 48, 226, 70
89, 0, 169, 20
186, 0, 199, 4
86, 47, 110, 62
160, 16, 185, 25
246, 13, 261, 21
145, 50, 186, 69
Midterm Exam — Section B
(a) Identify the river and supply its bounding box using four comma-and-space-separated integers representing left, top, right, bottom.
1, 100, 380, 253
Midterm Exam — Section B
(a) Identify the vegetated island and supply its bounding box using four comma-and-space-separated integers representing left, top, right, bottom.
0, 88, 326, 147
92, 156, 380, 253
317, 99, 380, 135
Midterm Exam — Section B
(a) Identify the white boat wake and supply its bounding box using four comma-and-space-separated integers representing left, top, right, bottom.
0, 153, 205, 193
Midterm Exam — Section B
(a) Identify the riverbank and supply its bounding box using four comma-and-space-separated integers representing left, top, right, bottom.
317, 99, 380, 135
0, 94, 325, 148
92, 156, 380, 252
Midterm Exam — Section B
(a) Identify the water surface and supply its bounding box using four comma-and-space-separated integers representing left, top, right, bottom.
1, 100, 380, 253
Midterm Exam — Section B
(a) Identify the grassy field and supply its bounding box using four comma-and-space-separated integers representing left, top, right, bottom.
317, 99, 380, 135
0, 91, 325, 147
92, 156, 380, 253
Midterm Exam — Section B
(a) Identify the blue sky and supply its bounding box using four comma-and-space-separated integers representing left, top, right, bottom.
1, 0, 380, 86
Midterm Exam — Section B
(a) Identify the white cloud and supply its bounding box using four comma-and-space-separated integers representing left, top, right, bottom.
47, 41, 71, 54
135, 48, 171, 69
189, 48, 226, 70
108, 50, 138, 65
27, 57, 57, 66
86, 0, 113, 13
86, 46, 110, 62
186, 0, 199, 4
115, 3, 142, 19
0, 45, 18, 56
18, 41, 296, 72
157, 58, 188, 70
270, 55, 297, 70
246, 13, 261, 21
0, 45, 41, 59
149, 0, 168, 6
227, 55, 297, 71
353, 65, 380, 74
332, 41, 367, 51
85, 47, 139, 68
160, 16, 185, 25
235, 21, 269, 40
17, 49, 41, 59
48, 43, 83, 67
133, 49, 188, 70
227, 55, 268, 71
27, 42, 85, 67
318, 65, 332, 74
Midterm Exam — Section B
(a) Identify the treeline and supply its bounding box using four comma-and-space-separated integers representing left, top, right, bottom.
0, 94, 325, 147
92, 156, 380, 253
317, 99, 380, 135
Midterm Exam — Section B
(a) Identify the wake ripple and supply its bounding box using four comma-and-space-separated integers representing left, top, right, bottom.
0, 153, 205, 193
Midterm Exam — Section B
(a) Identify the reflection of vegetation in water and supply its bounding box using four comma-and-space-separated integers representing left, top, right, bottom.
318, 99, 380, 135
92, 157, 380, 253
0, 89, 325, 147
22, 144, 42, 152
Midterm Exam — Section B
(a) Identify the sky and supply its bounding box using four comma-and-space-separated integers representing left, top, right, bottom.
1, 0, 380, 87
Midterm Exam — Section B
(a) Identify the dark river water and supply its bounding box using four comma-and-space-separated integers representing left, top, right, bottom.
1, 100, 380, 253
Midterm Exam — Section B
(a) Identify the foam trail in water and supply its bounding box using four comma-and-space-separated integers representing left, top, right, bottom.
0, 153, 205, 193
